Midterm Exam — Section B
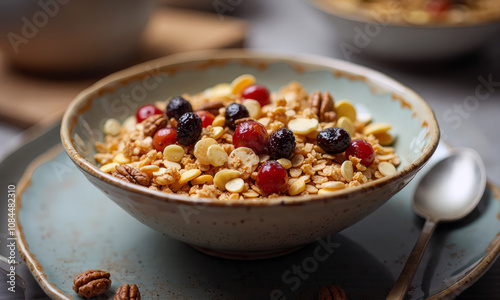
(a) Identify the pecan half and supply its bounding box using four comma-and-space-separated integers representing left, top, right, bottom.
142, 114, 168, 137
308, 91, 336, 122
72, 270, 111, 298
318, 285, 347, 300
114, 283, 141, 300
195, 101, 225, 116
234, 117, 256, 126
114, 165, 150, 186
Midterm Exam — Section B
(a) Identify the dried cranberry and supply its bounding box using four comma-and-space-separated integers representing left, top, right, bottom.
345, 139, 375, 167
242, 84, 270, 106
256, 160, 288, 194
136, 104, 163, 123
233, 121, 269, 155
152, 128, 177, 152
195, 111, 215, 128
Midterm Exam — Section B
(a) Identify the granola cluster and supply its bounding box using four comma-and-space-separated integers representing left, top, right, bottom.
94, 75, 400, 200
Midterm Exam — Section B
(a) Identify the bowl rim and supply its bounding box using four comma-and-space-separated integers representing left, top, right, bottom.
60, 49, 440, 207
309, 0, 500, 29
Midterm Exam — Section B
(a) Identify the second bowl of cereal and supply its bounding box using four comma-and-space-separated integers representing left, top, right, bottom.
61, 50, 439, 259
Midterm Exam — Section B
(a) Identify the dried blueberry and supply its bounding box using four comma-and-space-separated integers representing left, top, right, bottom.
269, 128, 296, 159
176, 112, 202, 146
225, 103, 249, 130
317, 127, 351, 154
166, 96, 193, 121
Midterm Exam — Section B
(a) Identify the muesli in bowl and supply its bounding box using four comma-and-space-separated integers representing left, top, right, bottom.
94, 75, 401, 201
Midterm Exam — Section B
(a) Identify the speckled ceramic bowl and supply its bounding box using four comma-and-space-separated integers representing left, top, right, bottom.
310, 0, 500, 61
60, 50, 439, 259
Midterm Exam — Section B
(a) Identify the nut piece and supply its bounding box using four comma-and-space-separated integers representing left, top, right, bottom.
73, 270, 111, 298
308, 91, 336, 122
191, 174, 214, 185
114, 283, 140, 300
231, 74, 256, 94
243, 99, 262, 119
378, 162, 397, 176
100, 162, 119, 173
163, 145, 185, 162
104, 118, 121, 136
277, 158, 292, 169
179, 169, 202, 184
288, 118, 319, 135
195, 101, 225, 116
114, 165, 150, 186
214, 169, 241, 191
334, 100, 357, 122
228, 147, 260, 179
318, 284, 347, 300
194, 138, 218, 165
341, 160, 354, 182
142, 114, 168, 137
123, 116, 137, 132
363, 122, 392, 136
376, 132, 394, 146
212, 116, 226, 127
114, 153, 130, 164
337, 116, 355, 137
288, 179, 306, 196
225, 178, 245, 193
212, 126, 225, 140
207, 144, 228, 166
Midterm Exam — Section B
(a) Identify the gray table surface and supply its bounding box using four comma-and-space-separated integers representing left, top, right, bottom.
1, 0, 500, 299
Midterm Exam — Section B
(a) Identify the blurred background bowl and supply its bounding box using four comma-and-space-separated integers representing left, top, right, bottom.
0, 0, 155, 75
310, 0, 500, 61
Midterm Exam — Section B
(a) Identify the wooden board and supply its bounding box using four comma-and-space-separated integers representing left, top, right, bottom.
0, 7, 246, 128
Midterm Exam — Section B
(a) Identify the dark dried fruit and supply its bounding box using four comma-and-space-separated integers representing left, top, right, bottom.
225, 103, 249, 130
176, 112, 202, 146
166, 96, 193, 121
317, 127, 351, 154
269, 128, 296, 159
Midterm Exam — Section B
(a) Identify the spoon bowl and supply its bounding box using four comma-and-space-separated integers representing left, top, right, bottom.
412, 147, 487, 222
387, 147, 486, 300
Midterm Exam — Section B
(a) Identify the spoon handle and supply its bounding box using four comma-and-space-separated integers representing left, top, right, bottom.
386, 218, 438, 300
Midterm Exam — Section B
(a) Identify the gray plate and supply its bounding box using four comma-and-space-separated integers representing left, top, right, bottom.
6, 125, 500, 299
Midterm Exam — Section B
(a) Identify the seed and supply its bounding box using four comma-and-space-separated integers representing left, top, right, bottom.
212, 126, 224, 140
243, 99, 262, 119
113, 153, 130, 164
231, 74, 256, 94
375, 132, 394, 146
163, 145, 185, 162
194, 138, 218, 165
225, 178, 245, 193
287, 118, 319, 135
100, 162, 119, 173
103, 118, 121, 136
363, 122, 392, 136
207, 144, 228, 167
163, 160, 181, 170
341, 160, 354, 182
288, 179, 306, 196
378, 162, 397, 176
277, 158, 292, 169
337, 116, 355, 137
335, 100, 357, 122
322, 181, 345, 189
191, 175, 213, 185
179, 169, 202, 184
140, 165, 159, 173
214, 169, 241, 191
212, 116, 226, 127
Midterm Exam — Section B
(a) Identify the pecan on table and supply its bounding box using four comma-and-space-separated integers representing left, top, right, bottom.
195, 101, 225, 116
143, 114, 168, 137
114, 283, 141, 300
308, 91, 336, 122
318, 284, 348, 300
114, 165, 150, 186
72, 270, 111, 298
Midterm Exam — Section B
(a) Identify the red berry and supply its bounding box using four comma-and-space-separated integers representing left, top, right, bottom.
256, 160, 288, 194
152, 128, 177, 151
233, 121, 269, 155
136, 104, 163, 123
195, 111, 215, 128
345, 139, 375, 167
241, 84, 270, 106
427, 0, 450, 14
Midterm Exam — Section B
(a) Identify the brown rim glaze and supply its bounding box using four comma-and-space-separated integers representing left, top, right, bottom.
60, 49, 440, 207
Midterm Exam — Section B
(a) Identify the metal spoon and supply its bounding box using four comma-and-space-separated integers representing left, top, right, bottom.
386, 147, 486, 300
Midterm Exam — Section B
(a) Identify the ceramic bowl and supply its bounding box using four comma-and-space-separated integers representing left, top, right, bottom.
0, 0, 155, 74
61, 50, 439, 259
309, 0, 500, 61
